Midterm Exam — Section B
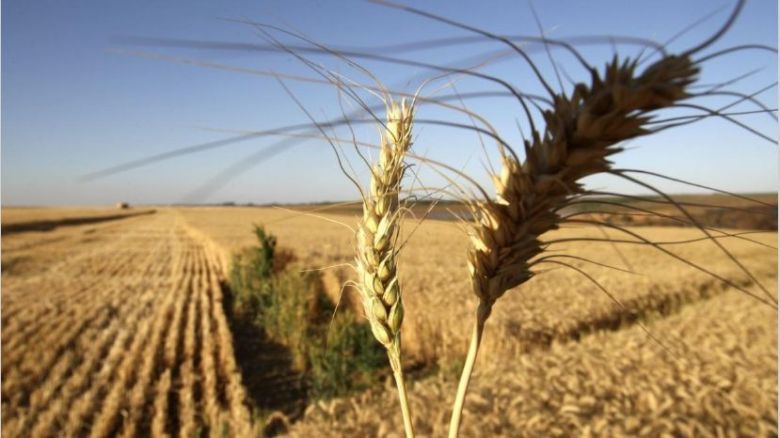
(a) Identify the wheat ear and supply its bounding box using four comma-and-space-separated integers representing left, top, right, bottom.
449, 55, 699, 437
356, 98, 416, 437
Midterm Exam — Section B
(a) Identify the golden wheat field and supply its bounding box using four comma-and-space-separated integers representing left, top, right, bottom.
1, 206, 776, 436
177, 207, 777, 360
4, 0, 778, 436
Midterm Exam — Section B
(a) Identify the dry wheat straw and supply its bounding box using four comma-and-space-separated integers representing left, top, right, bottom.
450, 54, 699, 436
356, 98, 416, 437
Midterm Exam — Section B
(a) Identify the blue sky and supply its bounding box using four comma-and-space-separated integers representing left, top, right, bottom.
3, 0, 777, 206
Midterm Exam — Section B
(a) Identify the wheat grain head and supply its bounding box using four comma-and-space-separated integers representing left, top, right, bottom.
468, 55, 699, 318
356, 98, 415, 374
448, 54, 700, 437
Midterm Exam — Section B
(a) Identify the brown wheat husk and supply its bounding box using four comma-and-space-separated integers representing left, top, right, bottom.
468, 55, 699, 317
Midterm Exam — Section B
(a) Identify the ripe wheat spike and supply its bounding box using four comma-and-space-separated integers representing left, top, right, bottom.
451, 47, 711, 438
356, 98, 417, 437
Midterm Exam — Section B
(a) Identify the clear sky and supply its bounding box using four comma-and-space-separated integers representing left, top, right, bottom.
3, 0, 777, 206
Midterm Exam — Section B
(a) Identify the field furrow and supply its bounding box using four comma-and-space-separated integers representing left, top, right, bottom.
2, 224, 172, 356
119, 244, 193, 438
205, 250, 253, 435
177, 270, 201, 438
197, 246, 224, 434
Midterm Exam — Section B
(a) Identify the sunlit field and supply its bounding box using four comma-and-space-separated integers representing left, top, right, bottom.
3, 0, 777, 436
2, 206, 775, 435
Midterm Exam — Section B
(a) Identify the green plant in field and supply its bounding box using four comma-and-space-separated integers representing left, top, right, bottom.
230, 224, 294, 316
252, 225, 276, 280
308, 312, 388, 398
229, 224, 387, 400
230, 225, 273, 316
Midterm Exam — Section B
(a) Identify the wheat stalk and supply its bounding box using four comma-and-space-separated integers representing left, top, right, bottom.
449, 54, 700, 437
356, 98, 416, 437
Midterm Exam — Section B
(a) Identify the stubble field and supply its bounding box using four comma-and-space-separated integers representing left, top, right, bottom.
2, 209, 253, 437
1, 206, 776, 436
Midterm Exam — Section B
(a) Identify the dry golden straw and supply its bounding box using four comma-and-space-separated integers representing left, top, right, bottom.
356, 98, 416, 437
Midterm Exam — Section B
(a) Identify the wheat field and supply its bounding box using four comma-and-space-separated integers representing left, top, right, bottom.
3, 0, 777, 435
176, 207, 777, 361
1, 206, 776, 436
290, 288, 776, 436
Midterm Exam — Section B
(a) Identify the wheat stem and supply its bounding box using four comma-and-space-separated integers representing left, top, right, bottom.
448, 304, 488, 438
354, 98, 417, 437
390, 352, 416, 438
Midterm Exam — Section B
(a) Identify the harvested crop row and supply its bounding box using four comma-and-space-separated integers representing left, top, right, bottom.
2, 221, 178, 436
289, 287, 777, 436
202, 247, 254, 435
1, 219, 171, 339
1, 225, 176, 402
1, 212, 156, 280
1, 246, 170, 374
1, 211, 255, 437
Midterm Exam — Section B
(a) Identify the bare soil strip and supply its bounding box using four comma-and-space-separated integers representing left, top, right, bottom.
2, 209, 156, 235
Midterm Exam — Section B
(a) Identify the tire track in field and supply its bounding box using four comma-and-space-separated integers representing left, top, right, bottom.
1, 211, 255, 437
